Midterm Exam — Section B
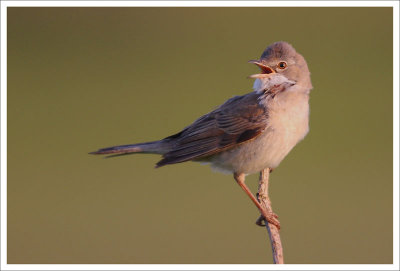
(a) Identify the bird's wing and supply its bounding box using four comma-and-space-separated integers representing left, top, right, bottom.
156, 92, 269, 167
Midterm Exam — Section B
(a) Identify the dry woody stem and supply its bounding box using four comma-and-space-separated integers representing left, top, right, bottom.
257, 168, 284, 264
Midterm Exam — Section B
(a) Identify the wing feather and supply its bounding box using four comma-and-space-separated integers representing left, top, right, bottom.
156, 92, 270, 167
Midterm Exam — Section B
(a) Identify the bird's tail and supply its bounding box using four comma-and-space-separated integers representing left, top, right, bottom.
90, 140, 171, 158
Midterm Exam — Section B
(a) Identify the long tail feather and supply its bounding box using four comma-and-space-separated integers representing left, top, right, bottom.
90, 140, 169, 157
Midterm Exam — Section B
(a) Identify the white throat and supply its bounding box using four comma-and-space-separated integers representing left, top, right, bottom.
252, 74, 295, 94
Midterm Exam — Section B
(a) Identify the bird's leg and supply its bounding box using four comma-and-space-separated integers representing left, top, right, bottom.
256, 168, 279, 227
234, 172, 280, 229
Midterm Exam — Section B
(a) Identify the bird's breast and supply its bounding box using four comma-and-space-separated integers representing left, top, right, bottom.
208, 89, 310, 174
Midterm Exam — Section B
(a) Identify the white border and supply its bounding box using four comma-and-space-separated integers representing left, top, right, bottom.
392, 0, 400, 269
1, 0, 399, 7
0, 1, 7, 270
1, 1, 399, 270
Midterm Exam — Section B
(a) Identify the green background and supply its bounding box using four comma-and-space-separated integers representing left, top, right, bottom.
7, 7, 393, 264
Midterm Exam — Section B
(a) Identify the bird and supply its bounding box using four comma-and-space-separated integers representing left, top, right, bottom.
90, 41, 312, 229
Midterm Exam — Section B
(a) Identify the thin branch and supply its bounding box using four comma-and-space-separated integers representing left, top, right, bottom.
257, 168, 284, 264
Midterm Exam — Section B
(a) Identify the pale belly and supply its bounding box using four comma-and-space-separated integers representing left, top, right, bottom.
206, 93, 310, 174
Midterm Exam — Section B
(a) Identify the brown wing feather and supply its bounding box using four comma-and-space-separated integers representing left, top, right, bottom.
156, 92, 269, 167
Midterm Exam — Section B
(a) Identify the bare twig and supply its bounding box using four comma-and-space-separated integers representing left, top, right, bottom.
257, 168, 284, 264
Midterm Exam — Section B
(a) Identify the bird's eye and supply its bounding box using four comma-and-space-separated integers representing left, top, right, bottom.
278, 62, 287, 69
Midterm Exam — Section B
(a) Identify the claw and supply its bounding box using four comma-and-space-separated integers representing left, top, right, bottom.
256, 216, 266, 226
255, 211, 281, 230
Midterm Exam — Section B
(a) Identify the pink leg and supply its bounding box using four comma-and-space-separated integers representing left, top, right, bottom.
234, 173, 280, 229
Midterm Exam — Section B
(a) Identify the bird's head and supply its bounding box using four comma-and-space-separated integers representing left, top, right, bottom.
249, 41, 312, 92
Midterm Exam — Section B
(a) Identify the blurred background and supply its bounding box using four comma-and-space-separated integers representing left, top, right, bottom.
7, 7, 393, 264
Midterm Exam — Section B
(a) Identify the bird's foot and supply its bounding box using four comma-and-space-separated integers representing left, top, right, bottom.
255, 211, 280, 229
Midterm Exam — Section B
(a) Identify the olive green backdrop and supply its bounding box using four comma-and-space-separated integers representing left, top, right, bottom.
7, 7, 393, 264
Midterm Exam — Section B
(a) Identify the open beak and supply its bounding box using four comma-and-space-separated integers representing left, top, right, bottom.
248, 60, 275, 79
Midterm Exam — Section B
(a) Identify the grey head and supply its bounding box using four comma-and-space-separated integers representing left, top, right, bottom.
249, 41, 312, 90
